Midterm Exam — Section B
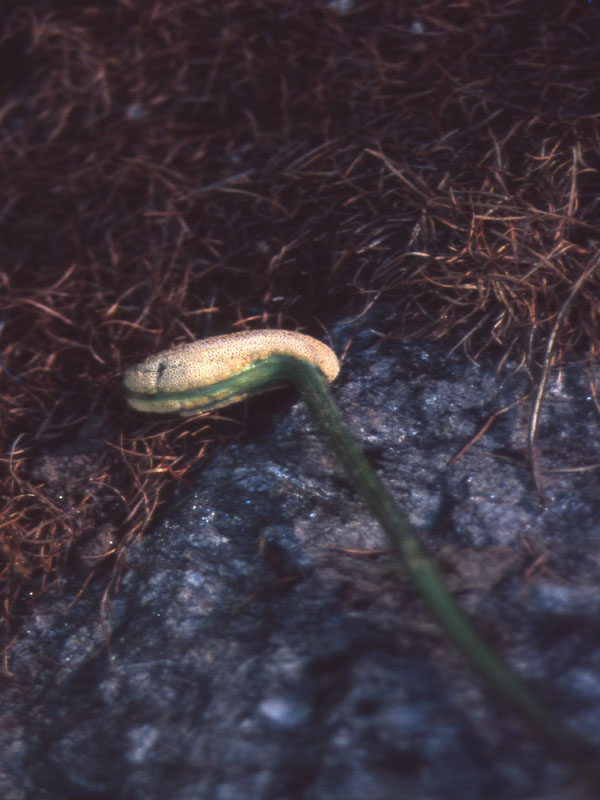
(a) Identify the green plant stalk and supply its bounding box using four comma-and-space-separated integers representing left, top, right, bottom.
288, 358, 600, 792
125, 352, 600, 792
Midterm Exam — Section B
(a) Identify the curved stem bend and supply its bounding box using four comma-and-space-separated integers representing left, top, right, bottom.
125, 348, 600, 793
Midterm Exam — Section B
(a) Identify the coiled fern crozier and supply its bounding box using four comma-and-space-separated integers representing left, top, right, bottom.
124, 329, 600, 794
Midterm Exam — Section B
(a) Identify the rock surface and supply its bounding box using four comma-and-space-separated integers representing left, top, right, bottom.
2, 320, 600, 800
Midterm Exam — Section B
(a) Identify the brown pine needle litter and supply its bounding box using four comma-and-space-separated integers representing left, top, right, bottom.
1, 0, 600, 635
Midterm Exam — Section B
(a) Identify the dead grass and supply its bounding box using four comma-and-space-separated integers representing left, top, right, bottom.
1, 0, 599, 638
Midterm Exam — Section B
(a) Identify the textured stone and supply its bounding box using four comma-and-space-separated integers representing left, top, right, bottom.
2, 319, 599, 800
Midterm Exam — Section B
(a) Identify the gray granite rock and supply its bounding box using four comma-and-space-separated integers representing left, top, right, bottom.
2, 320, 600, 799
